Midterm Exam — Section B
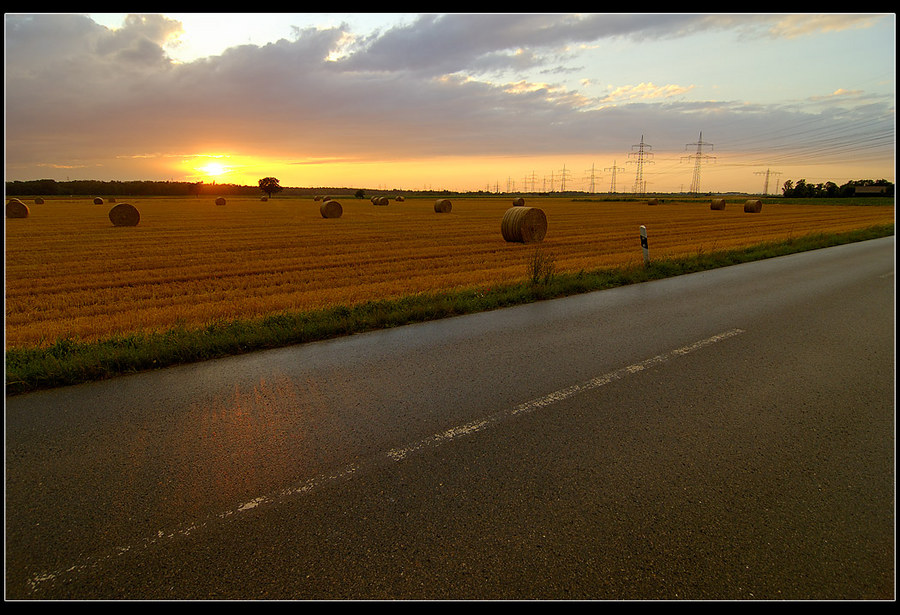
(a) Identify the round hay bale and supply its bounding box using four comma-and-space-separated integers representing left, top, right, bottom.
512, 197, 525, 207
314, 195, 323, 201
434, 198, 452, 213
647, 198, 659, 206
710, 199, 726, 210
109, 203, 140, 227
320, 199, 343, 218
744, 199, 763, 213
215, 197, 226, 206
501, 206, 547, 243
396, 195, 405, 202
323, 196, 333, 202
34, 197, 45, 204
93, 197, 104, 205
261, 196, 268, 201
372, 196, 389, 206
6, 199, 29, 218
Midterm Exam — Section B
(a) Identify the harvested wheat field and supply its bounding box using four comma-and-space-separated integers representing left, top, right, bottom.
4, 196, 893, 348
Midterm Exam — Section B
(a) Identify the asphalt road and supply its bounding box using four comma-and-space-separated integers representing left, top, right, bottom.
5, 237, 895, 600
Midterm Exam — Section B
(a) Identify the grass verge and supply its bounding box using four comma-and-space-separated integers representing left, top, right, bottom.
5, 225, 893, 396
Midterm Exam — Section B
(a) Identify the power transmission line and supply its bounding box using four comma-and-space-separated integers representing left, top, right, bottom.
754, 168, 782, 195
558, 164, 571, 192
682, 131, 715, 194
627, 135, 653, 194
584, 163, 600, 193
604, 160, 625, 193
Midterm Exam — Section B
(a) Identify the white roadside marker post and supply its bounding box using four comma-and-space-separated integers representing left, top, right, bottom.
640, 225, 649, 266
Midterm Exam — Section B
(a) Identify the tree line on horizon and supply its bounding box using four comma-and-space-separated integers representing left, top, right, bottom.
4, 179, 341, 198
4, 177, 894, 199
780, 178, 894, 198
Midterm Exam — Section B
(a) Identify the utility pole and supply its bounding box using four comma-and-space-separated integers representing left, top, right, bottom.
627, 135, 653, 195
604, 160, 625, 193
683, 131, 715, 194
754, 168, 782, 195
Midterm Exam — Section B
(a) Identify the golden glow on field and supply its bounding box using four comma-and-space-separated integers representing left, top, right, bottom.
4, 196, 893, 347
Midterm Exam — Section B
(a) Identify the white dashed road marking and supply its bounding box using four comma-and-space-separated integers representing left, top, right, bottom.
27, 328, 745, 593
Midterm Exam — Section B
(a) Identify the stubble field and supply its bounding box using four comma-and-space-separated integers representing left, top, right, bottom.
4, 196, 894, 348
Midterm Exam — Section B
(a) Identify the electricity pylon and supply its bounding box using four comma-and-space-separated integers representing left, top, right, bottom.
627, 135, 653, 194
683, 131, 715, 194
584, 163, 600, 193
754, 168, 782, 195
558, 164, 571, 192
604, 160, 625, 193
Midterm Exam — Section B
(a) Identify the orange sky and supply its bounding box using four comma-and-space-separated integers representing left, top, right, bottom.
5, 13, 895, 194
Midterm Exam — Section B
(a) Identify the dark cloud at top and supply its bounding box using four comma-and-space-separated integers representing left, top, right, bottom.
338, 13, 720, 76
3, 13, 893, 185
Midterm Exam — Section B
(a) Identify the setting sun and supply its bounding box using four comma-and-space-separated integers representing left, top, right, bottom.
199, 161, 227, 177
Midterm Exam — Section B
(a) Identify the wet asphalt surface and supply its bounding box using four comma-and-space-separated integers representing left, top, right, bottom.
5, 237, 894, 600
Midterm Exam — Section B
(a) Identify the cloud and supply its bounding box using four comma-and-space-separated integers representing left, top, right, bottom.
763, 13, 883, 38
601, 83, 695, 103
337, 13, 715, 76
4, 13, 894, 186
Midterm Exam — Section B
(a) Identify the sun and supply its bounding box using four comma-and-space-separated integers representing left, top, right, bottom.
199, 161, 227, 177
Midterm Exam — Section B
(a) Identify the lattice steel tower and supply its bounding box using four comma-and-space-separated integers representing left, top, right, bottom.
683, 131, 715, 194
604, 160, 625, 193
558, 164, 571, 192
585, 163, 600, 193
754, 168, 782, 195
627, 135, 653, 194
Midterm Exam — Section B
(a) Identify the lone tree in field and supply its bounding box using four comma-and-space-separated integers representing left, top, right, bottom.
258, 177, 284, 199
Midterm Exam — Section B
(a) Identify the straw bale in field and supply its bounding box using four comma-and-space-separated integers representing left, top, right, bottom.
501, 206, 547, 243
6, 199, 29, 218
396, 196, 405, 202
93, 197, 104, 204
647, 198, 659, 206
710, 199, 726, 210
34, 197, 44, 204
434, 198, 452, 213
109, 203, 140, 227
512, 197, 525, 206
215, 197, 226, 206
261, 196, 268, 201
314, 196, 323, 201
744, 199, 763, 213
373, 196, 390, 206
320, 200, 343, 218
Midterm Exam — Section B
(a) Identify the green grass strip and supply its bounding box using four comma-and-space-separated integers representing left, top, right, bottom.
5, 224, 893, 396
